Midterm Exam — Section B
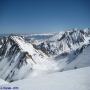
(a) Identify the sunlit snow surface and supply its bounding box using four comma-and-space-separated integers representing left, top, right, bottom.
1, 67, 90, 90
0, 79, 8, 85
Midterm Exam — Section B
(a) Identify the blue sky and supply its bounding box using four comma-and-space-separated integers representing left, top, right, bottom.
0, 0, 90, 33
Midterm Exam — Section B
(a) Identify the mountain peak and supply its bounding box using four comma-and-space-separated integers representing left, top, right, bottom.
0, 35, 49, 82
37, 29, 90, 56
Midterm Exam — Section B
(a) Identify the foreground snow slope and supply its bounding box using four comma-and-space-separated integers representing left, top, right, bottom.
2, 67, 90, 90
0, 79, 8, 85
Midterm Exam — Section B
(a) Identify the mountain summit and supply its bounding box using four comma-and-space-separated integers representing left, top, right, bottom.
0, 35, 54, 82
37, 29, 90, 56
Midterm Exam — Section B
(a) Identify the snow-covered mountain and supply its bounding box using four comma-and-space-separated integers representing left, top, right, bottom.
37, 29, 90, 56
0, 28, 90, 83
31, 29, 90, 71
0, 35, 57, 82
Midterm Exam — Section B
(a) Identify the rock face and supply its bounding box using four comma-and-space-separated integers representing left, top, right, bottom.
37, 29, 90, 56
0, 35, 47, 82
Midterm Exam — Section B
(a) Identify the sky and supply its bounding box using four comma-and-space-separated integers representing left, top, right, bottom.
0, 0, 90, 33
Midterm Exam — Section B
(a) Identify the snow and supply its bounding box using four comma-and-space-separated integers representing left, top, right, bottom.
64, 45, 90, 70
48, 32, 64, 41
11, 36, 59, 75
11, 36, 35, 54
1, 67, 90, 90
0, 45, 2, 48
55, 45, 90, 71
0, 79, 8, 85
0, 29, 90, 84
9, 36, 59, 78
40, 29, 90, 56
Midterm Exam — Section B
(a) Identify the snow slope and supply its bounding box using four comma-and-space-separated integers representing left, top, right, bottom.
1, 67, 90, 90
64, 44, 90, 70
0, 79, 8, 85
55, 44, 90, 71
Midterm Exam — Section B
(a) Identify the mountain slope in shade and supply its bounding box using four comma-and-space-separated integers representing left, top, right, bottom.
1, 67, 90, 90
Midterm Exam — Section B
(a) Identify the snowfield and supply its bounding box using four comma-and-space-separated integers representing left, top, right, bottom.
0, 79, 8, 85
1, 66, 90, 90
